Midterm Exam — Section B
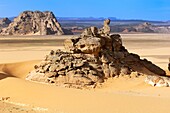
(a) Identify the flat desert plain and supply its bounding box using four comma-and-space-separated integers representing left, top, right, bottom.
0, 34, 170, 113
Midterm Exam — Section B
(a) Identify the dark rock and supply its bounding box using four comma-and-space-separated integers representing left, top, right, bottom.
141, 59, 166, 76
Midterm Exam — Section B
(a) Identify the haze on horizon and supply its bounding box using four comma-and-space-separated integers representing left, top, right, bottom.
0, 0, 170, 21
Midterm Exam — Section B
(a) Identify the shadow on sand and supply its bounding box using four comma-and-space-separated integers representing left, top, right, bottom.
0, 72, 14, 80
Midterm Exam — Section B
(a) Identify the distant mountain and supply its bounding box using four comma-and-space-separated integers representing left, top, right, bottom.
0, 18, 11, 30
111, 22, 170, 33
108, 17, 117, 20
8, 17, 15, 21
0, 16, 167, 24
57, 18, 167, 26
57, 17, 118, 21
1, 15, 170, 34
0, 17, 15, 21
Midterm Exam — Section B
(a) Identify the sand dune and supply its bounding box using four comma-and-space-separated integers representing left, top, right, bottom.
0, 34, 170, 113
0, 60, 40, 79
1, 61, 170, 113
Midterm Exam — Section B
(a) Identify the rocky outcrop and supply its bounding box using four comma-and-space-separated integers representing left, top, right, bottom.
0, 11, 73, 35
26, 19, 167, 89
99, 19, 111, 36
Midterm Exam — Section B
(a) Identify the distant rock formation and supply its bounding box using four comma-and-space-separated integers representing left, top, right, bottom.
0, 18, 11, 31
110, 22, 170, 33
26, 20, 167, 89
135, 22, 154, 33
0, 11, 73, 35
119, 22, 155, 33
135, 22, 170, 33
152, 26, 170, 34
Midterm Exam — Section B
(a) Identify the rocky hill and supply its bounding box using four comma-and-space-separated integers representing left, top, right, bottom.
0, 11, 73, 35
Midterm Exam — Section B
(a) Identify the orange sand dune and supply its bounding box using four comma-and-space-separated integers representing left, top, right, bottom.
0, 60, 40, 79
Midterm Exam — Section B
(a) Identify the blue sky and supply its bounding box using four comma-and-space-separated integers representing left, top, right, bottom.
0, 0, 170, 21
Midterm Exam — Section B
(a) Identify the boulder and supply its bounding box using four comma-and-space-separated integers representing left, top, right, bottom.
64, 37, 102, 55
145, 75, 169, 87
75, 37, 101, 55
81, 26, 99, 37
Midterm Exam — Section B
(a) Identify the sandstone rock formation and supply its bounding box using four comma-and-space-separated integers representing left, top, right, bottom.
99, 19, 111, 36
26, 19, 167, 89
0, 11, 73, 35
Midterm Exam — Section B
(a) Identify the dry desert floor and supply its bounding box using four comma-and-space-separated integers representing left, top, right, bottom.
0, 34, 170, 113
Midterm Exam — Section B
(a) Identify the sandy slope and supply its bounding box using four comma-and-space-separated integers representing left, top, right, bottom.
1, 62, 170, 113
0, 60, 40, 79
0, 34, 170, 113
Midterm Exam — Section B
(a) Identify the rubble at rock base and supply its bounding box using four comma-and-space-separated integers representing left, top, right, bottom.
145, 75, 170, 87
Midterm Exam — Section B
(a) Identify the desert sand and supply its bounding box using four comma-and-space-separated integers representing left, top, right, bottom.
0, 34, 170, 113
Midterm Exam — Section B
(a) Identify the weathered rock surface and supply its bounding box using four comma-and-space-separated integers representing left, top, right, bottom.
99, 19, 111, 36
27, 50, 103, 88
0, 11, 73, 35
26, 19, 167, 88
145, 75, 170, 87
